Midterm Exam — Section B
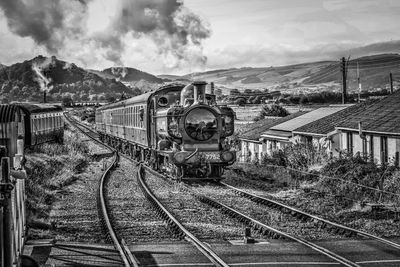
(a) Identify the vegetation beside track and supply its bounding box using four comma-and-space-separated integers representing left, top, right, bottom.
24, 127, 107, 241
225, 151, 400, 238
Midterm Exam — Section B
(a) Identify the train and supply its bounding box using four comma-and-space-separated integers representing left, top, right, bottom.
0, 103, 64, 167
95, 81, 236, 179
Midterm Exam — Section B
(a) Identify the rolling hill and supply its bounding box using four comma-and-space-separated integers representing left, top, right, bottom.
0, 56, 134, 102
162, 53, 400, 93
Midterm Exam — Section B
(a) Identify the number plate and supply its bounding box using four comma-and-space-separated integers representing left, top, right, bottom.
199, 152, 220, 161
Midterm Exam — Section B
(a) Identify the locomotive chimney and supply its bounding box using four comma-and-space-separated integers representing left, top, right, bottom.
43, 91, 47, 103
193, 81, 207, 104
210, 82, 215, 95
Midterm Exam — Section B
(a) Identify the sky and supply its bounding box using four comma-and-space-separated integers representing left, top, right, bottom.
0, 0, 399, 75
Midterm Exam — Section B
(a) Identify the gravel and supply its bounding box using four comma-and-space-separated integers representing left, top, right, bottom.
192, 184, 343, 240
144, 174, 247, 241
223, 170, 400, 238
106, 157, 178, 243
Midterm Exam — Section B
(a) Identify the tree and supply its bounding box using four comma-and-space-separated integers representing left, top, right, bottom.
62, 96, 73, 107
260, 104, 289, 117
248, 96, 256, 103
252, 95, 262, 104
299, 94, 309, 105
214, 88, 222, 96
243, 89, 253, 94
235, 97, 246, 106
81, 93, 89, 101
230, 88, 240, 95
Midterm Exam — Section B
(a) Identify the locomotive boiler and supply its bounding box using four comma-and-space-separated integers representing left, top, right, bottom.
95, 81, 235, 179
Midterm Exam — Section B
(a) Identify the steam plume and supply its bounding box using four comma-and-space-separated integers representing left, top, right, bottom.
31, 56, 56, 92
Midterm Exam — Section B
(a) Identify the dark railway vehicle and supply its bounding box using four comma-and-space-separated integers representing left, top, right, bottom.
95, 81, 236, 179
0, 103, 64, 165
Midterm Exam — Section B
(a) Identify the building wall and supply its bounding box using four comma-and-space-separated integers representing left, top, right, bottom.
240, 140, 262, 162
331, 133, 341, 155
372, 136, 380, 162
340, 130, 400, 165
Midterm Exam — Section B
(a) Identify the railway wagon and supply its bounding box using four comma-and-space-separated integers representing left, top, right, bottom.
0, 103, 64, 166
95, 82, 236, 179
17, 103, 64, 146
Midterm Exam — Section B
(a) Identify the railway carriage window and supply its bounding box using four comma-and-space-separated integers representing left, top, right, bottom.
139, 108, 144, 122
134, 106, 137, 127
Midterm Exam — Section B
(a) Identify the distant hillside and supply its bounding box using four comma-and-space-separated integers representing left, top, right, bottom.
303, 54, 400, 89
158, 74, 190, 82
0, 56, 134, 103
164, 53, 400, 93
167, 61, 334, 90
101, 67, 165, 83
0, 63, 6, 70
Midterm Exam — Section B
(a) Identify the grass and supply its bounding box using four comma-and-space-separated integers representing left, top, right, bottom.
24, 130, 90, 237
225, 162, 400, 237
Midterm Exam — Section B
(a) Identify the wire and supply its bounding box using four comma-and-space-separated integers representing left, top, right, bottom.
262, 164, 400, 198
349, 61, 400, 70
305, 67, 340, 84
349, 56, 400, 64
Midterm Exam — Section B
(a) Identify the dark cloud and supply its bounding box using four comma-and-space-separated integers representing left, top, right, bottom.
0, 0, 210, 69
94, 0, 211, 67
0, 0, 90, 53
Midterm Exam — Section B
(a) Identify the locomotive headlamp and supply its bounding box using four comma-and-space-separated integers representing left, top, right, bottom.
174, 152, 187, 164
221, 151, 234, 162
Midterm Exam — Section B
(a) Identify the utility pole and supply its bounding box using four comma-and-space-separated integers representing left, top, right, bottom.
341, 57, 347, 104
357, 62, 361, 102
390, 72, 393, 94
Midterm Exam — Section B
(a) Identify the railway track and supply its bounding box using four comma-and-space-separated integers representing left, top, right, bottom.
220, 181, 400, 250
65, 113, 400, 266
65, 113, 140, 267
66, 113, 231, 266
144, 166, 364, 267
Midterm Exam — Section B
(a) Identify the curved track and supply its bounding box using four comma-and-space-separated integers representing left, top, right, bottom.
64, 113, 139, 267
65, 113, 230, 267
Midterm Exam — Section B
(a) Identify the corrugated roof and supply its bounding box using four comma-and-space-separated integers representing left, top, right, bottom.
293, 103, 371, 136
238, 111, 308, 141
0, 104, 20, 122
14, 103, 62, 114
336, 90, 400, 134
270, 105, 350, 132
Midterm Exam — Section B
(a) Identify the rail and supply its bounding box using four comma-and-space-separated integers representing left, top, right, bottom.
65, 113, 140, 267
221, 181, 400, 251
136, 164, 230, 267
196, 193, 360, 267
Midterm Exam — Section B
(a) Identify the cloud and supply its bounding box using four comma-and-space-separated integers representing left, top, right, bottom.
0, 0, 90, 53
93, 0, 210, 68
0, 0, 210, 71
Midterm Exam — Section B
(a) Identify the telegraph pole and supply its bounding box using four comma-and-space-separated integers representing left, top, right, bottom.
357, 62, 361, 102
390, 72, 393, 94
341, 57, 347, 104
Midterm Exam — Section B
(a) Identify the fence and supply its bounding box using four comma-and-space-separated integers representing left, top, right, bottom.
1, 141, 27, 267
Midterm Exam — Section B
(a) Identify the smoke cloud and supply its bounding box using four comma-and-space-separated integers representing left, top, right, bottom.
0, 0, 211, 71
31, 56, 57, 92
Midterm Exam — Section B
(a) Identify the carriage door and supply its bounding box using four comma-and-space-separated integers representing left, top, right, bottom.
150, 99, 157, 149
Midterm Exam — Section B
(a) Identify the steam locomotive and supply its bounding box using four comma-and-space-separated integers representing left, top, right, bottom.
95, 81, 236, 179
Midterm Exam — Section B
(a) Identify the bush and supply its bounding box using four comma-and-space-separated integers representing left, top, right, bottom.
235, 97, 246, 106
318, 152, 396, 203
260, 104, 289, 117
